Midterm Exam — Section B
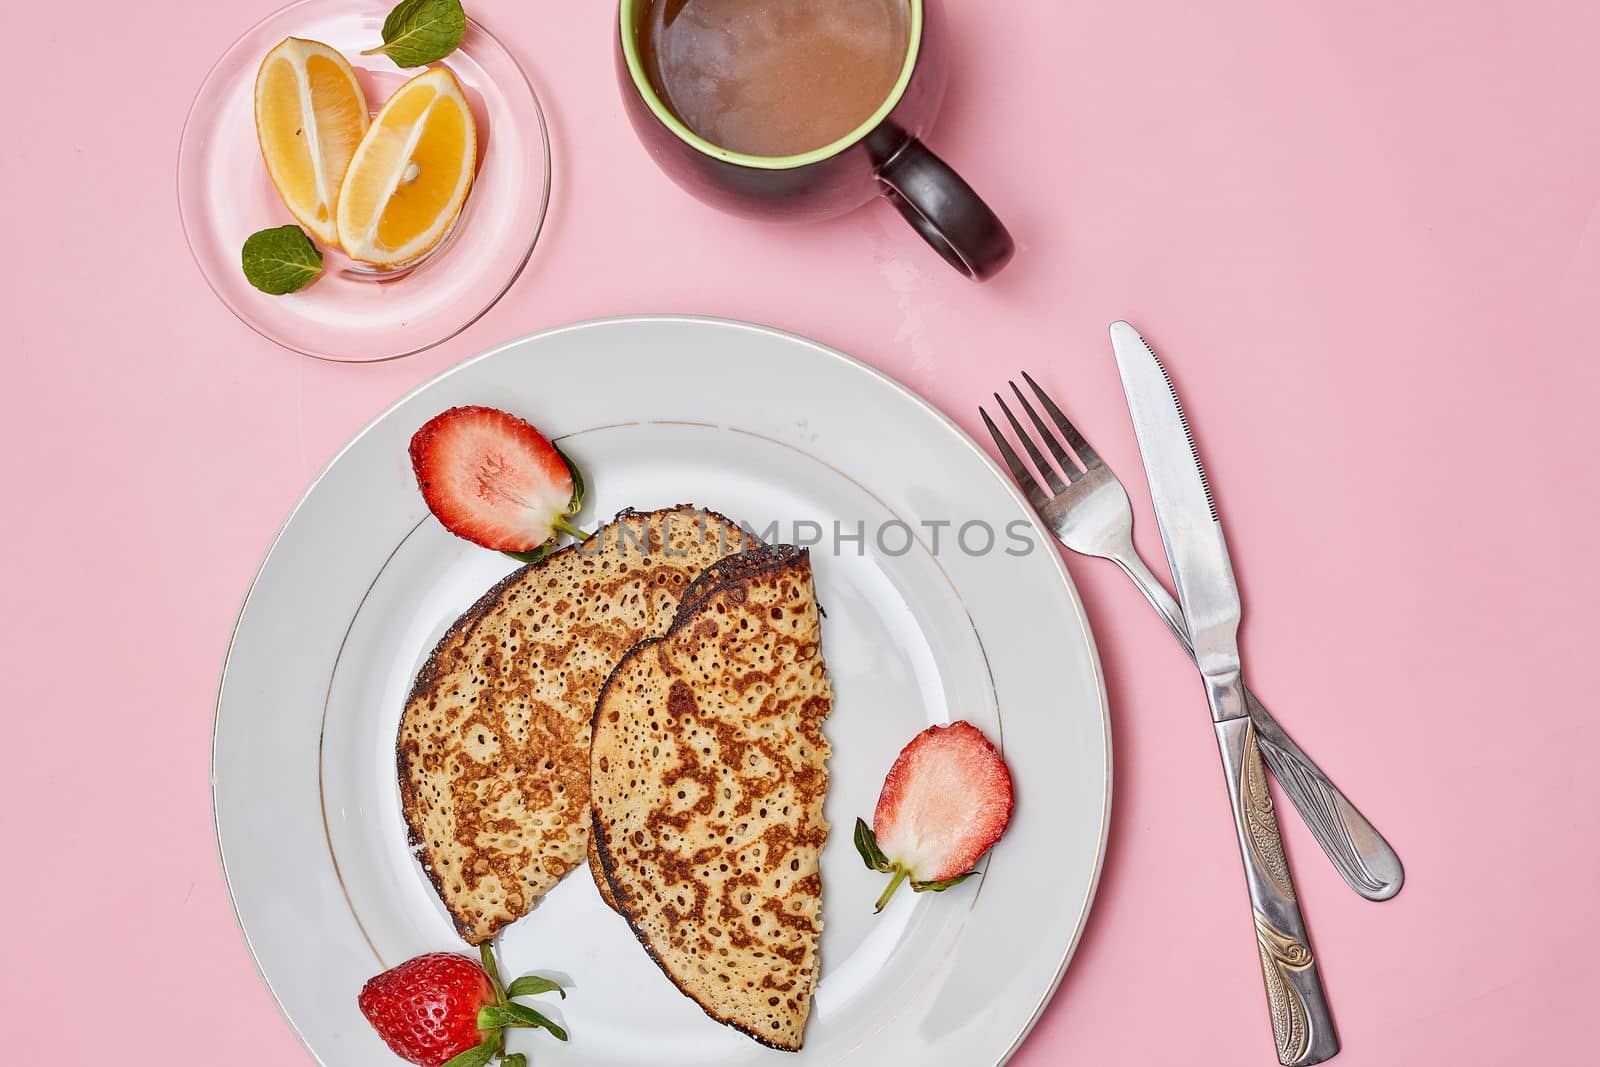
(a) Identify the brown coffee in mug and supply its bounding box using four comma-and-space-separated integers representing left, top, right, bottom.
618, 0, 1014, 279
638, 0, 913, 158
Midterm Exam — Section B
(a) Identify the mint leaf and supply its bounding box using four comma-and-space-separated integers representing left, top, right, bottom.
240, 225, 322, 294
362, 0, 466, 67
853, 818, 891, 872
507, 974, 566, 1000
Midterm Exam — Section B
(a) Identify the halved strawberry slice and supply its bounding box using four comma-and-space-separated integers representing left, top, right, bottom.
409, 406, 584, 555
855, 721, 1014, 912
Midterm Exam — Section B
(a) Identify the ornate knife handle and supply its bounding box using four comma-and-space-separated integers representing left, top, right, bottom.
1215, 714, 1340, 1066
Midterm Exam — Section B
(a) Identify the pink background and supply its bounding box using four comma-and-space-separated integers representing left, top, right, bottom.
4, 0, 1597, 1063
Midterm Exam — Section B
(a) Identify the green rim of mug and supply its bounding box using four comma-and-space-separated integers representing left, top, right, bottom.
618, 0, 925, 171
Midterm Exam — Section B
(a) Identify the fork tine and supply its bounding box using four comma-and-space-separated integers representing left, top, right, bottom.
1009, 380, 1081, 480
1022, 371, 1101, 467
980, 406, 1049, 509
994, 393, 1069, 495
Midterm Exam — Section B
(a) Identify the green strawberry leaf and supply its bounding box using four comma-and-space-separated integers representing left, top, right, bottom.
507, 974, 566, 1000
911, 871, 978, 893
555, 444, 586, 515
873, 865, 909, 913
502, 1055, 528, 1067
441, 1038, 499, 1067
503, 1002, 569, 1041
503, 539, 560, 565
479, 1003, 569, 1041
361, 0, 466, 68
853, 818, 891, 872
550, 446, 592, 542
240, 225, 322, 294
478, 942, 507, 1003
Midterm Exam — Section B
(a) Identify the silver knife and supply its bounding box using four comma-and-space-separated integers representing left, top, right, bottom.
1111, 320, 1340, 1065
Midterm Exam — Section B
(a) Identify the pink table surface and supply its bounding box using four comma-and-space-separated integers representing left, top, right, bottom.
4, 0, 1597, 1063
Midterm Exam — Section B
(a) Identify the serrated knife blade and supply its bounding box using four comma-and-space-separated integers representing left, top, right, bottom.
1109, 320, 1245, 706
1108, 320, 1339, 1064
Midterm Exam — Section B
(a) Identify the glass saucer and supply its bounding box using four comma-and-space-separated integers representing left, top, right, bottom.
177, 0, 550, 362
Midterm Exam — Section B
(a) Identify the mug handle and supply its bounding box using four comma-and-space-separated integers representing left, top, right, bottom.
878, 139, 1015, 280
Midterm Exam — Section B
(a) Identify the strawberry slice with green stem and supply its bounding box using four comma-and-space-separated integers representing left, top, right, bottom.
855, 721, 1014, 912
408, 406, 588, 558
502, 446, 586, 564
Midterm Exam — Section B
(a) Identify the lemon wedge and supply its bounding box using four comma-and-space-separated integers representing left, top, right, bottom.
335, 67, 477, 267
254, 38, 370, 247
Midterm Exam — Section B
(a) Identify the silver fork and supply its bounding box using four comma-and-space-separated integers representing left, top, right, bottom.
981, 373, 1403, 901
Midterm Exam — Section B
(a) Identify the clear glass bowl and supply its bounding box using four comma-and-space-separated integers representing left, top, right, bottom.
177, 0, 550, 362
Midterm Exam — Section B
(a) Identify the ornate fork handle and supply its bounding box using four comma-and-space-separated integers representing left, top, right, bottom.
1113, 550, 1403, 901
1247, 693, 1402, 898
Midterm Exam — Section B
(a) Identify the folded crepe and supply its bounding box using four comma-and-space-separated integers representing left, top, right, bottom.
398, 506, 756, 943
590, 545, 832, 1050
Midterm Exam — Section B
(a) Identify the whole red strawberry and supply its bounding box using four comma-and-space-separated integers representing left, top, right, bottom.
359, 953, 494, 1066
855, 721, 1014, 912
358, 946, 569, 1067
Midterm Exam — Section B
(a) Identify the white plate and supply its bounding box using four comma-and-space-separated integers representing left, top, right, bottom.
213, 316, 1110, 1066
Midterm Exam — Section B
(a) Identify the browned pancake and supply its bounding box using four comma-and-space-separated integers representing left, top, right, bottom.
398, 506, 757, 943
590, 545, 832, 1050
